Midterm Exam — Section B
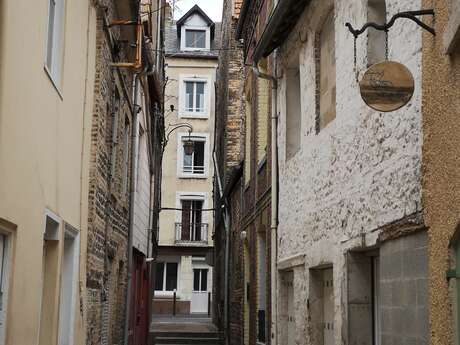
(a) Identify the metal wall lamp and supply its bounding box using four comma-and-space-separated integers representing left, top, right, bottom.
345, 9, 435, 38
163, 123, 194, 154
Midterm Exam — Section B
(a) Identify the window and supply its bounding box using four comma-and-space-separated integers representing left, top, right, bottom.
257, 61, 270, 164
123, 117, 130, 194
193, 269, 208, 291
257, 232, 267, 343
184, 80, 206, 115
316, 10, 336, 132
154, 262, 178, 291
45, 0, 65, 86
185, 29, 206, 48
367, 0, 387, 65
180, 200, 204, 241
285, 56, 301, 160
179, 135, 207, 177
244, 85, 252, 185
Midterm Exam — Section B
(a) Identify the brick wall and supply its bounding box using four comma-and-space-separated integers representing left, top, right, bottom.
86, 2, 136, 344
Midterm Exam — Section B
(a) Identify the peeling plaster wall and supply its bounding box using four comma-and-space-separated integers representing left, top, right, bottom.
276, 0, 423, 343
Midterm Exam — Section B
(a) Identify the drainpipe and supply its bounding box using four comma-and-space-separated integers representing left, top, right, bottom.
252, 59, 278, 345
124, 65, 149, 345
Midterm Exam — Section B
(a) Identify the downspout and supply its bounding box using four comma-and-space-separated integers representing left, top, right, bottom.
124, 65, 149, 345
252, 59, 278, 345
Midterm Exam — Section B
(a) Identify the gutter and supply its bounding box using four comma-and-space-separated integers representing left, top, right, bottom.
252, 59, 279, 345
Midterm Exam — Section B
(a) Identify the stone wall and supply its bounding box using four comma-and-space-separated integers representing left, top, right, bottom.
421, 1, 460, 344
275, 0, 424, 344
86, 2, 135, 343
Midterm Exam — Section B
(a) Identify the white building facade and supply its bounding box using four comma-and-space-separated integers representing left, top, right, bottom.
153, 5, 219, 316
252, 0, 428, 345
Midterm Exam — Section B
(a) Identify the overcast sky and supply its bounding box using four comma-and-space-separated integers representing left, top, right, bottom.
171, 0, 224, 22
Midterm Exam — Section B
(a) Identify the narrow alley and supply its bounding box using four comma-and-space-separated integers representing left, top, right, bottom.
0, 0, 459, 345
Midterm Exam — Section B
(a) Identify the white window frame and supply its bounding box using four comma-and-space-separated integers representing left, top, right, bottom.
192, 268, 209, 292
179, 75, 211, 118
177, 133, 210, 178
175, 192, 208, 223
180, 25, 211, 51
154, 260, 180, 297
44, 0, 66, 93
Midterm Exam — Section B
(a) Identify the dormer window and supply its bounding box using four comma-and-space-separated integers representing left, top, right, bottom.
185, 29, 206, 49
176, 5, 215, 52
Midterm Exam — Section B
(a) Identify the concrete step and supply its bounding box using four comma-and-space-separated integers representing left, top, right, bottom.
152, 332, 223, 345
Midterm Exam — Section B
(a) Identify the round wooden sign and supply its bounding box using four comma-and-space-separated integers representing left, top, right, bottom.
359, 61, 414, 112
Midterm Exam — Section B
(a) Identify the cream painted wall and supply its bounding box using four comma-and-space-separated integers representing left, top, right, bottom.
159, 57, 217, 247
0, 0, 96, 344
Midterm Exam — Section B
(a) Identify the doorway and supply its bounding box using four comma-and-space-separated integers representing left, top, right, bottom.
191, 267, 209, 314
58, 224, 79, 345
0, 232, 11, 345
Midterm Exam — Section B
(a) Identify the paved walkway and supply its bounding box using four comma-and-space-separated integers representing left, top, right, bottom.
150, 314, 218, 333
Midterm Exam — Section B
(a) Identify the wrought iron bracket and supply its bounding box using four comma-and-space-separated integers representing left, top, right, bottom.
345, 9, 435, 37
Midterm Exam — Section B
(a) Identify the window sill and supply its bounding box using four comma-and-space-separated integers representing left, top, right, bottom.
44, 65, 63, 100
178, 173, 208, 179
179, 112, 209, 119
154, 291, 181, 299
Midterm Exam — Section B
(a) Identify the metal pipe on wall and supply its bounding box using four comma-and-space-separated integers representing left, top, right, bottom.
252, 59, 279, 345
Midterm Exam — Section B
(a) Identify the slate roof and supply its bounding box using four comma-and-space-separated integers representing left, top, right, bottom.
165, 20, 221, 59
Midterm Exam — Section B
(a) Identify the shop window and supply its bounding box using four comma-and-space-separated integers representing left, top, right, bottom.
316, 10, 336, 132
285, 55, 301, 160
367, 0, 387, 65
154, 262, 178, 292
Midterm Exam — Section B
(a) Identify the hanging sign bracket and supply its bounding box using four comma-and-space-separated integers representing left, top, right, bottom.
345, 9, 435, 38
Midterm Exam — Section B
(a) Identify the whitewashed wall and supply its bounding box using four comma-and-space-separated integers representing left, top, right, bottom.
275, 0, 422, 343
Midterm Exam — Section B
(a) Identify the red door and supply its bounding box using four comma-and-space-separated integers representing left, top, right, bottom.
129, 250, 149, 345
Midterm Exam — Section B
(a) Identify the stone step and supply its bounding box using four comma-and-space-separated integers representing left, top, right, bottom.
152, 332, 223, 345
154, 337, 222, 345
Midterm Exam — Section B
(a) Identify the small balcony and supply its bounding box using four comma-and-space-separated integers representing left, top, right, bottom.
175, 222, 209, 246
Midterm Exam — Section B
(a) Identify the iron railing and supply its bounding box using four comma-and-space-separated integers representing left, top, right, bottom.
175, 222, 208, 245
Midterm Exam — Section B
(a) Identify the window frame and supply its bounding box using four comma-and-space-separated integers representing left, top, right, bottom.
44, 0, 66, 94
180, 24, 211, 51
154, 261, 180, 295
177, 133, 210, 179
176, 192, 208, 242
185, 29, 207, 49
179, 75, 211, 119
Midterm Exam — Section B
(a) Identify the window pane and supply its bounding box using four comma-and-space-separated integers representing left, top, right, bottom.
192, 201, 203, 241
201, 269, 208, 291
154, 262, 164, 290
186, 30, 206, 48
193, 269, 200, 291
46, 0, 56, 69
183, 145, 193, 172
165, 263, 178, 291
185, 82, 194, 111
195, 82, 205, 112
193, 141, 205, 171
196, 31, 206, 48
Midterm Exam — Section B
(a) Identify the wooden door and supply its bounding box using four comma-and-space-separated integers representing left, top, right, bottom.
323, 268, 334, 345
